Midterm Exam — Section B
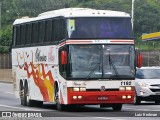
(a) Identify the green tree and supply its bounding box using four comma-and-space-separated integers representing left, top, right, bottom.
0, 25, 12, 53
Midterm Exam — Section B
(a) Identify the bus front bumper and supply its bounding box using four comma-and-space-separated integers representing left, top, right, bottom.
67, 91, 134, 105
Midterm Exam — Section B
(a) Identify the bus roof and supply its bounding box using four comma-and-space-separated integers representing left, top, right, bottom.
13, 8, 130, 25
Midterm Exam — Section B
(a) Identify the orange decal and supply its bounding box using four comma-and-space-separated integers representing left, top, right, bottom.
17, 50, 55, 102
16, 52, 25, 69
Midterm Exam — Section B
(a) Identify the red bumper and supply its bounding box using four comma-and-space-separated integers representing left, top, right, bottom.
67, 91, 134, 105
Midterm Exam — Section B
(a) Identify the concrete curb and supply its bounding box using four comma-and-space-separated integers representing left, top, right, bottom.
0, 80, 13, 83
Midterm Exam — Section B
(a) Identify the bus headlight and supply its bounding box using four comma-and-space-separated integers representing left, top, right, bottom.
72, 87, 86, 91
80, 87, 86, 91
119, 86, 133, 91
73, 87, 80, 91
126, 87, 132, 91
119, 86, 125, 91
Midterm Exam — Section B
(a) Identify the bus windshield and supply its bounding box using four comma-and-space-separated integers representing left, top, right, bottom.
67, 17, 133, 39
68, 45, 135, 80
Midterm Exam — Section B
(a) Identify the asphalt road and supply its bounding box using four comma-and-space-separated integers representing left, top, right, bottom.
0, 82, 160, 120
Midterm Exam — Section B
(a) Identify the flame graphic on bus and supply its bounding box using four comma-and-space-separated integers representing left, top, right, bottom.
16, 51, 54, 102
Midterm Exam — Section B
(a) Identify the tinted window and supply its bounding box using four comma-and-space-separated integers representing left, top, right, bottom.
136, 70, 144, 79
45, 20, 52, 43
25, 24, 32, 45
136, 69, 160, 79
20, 25, 26, 45
38, 21, 45, 43
68, 17, 133, 39
16, 26, 20, 45
13, 27, 16, 46
53, 19, 59, 41
32, 23, 38, 43
59, 19, 65, 40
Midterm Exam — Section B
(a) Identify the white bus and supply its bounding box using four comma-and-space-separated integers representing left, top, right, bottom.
12, 8, 136, 111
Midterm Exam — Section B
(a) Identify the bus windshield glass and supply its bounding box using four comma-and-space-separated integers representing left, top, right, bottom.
67, 17, 133, 39
68, 45, 135, 80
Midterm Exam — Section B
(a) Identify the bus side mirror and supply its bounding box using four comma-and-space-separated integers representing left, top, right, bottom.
137, 53, 142, 68
61, 51, 67, 65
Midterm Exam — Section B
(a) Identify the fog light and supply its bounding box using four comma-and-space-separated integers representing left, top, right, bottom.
127, 95, 131, 99
122, 95, 126, 99
78, 96, 82, 99
73, 96, 77, 99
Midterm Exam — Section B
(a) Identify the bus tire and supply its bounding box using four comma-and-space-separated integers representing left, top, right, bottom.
24, 82, 34, 107
20, 88, 25, 106
112, 104, 122, 111
20, 81, 26, 106
23, 82, 29, 106
55, 86, 65, 111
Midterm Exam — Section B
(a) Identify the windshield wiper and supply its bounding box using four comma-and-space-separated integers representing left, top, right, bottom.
108, 50, 120, 79
86, 63, 101, 80
86, 52, 103, 80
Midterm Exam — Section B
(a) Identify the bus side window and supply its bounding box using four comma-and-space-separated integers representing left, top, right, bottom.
20, 25, 26, 46
25, 24, 32, 45
32, 22, 38, 44
38, 21, 45, 43
53, 19, 60, 41
45, 20, 52, 43
13, 27, 16, 47
16, 26, 20, 46
59, 19, 65, 41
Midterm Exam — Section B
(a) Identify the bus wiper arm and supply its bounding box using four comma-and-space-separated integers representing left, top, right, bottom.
108, 52, 120, 79
86, 63, 101, 80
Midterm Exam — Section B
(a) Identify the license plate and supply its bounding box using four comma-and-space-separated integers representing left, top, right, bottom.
97, 96, 108, 100
156, 92, 160, 95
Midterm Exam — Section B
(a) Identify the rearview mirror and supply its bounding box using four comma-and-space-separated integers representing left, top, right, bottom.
61, 51, 67, 65
137, 52, 142, 68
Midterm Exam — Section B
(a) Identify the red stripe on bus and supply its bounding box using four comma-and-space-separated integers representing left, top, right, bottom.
59, 42, 66, 47
66, 41, 93, 43
110, 40, 134, 43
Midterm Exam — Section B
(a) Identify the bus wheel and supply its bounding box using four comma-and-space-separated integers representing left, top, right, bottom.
24, 83, 34, 107
20, 88, 26, 106
20, 82, 26, 106
112, 104, 122, 111
55, 88, 65, 111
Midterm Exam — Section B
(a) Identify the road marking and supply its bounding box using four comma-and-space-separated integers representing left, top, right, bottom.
124, 107, 160, 111
93, 117, 125, 120
0, 104, 41, 111
4, 92, 14, 95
